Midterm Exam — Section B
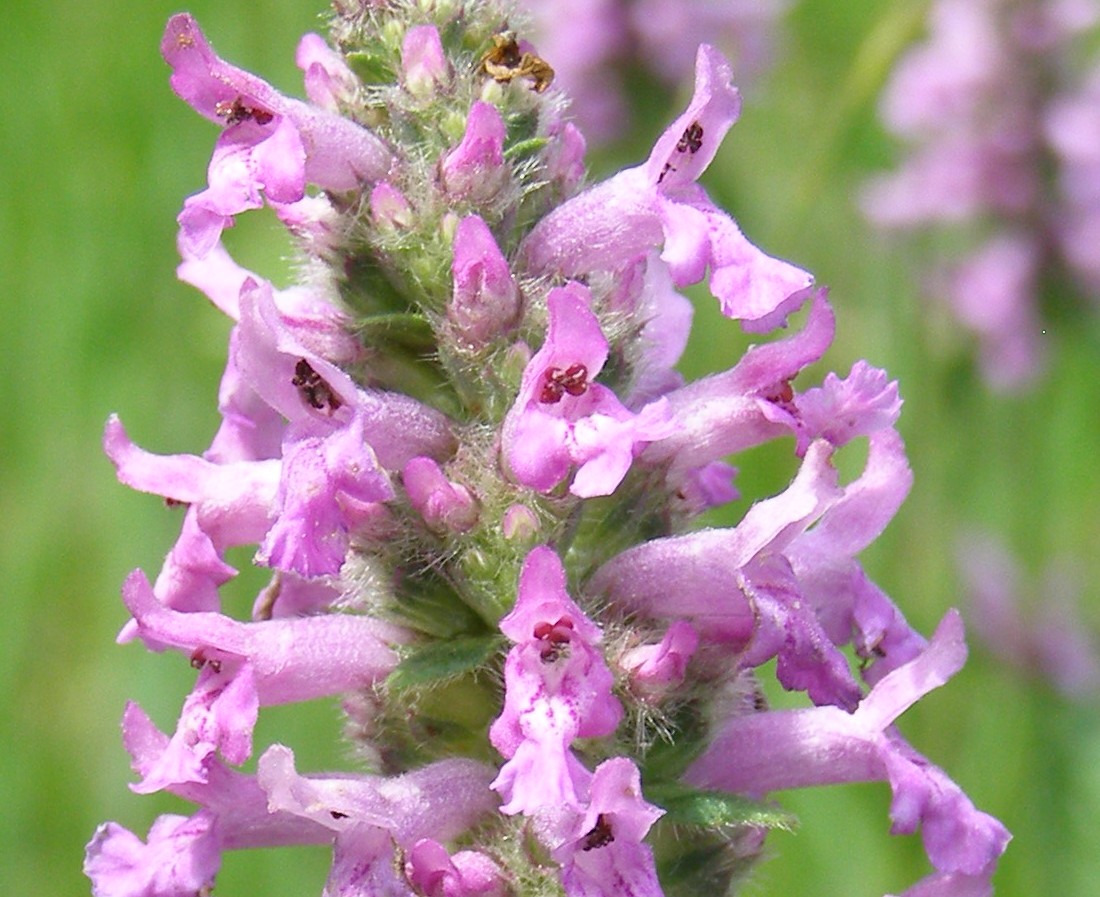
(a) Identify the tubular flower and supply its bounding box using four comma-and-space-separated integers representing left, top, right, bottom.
90, 5, 1007, 897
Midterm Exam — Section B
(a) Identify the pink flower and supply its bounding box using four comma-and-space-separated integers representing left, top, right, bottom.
402, 25, 450, 96
489, 547, 622, 814
502, 282, 674, 497
521, 45, 811, 331
552, 758, 665, 897
84, 813, 221, 897
162, 14, 393, 256
440, 102, 508, 202
686, 612, 1011, 883
448, 215, 521, 344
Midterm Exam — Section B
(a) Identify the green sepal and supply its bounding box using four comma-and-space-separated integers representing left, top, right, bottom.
504, 136, 550, 161
349, 311, 464, 418
387, 634, 504, 692
344, 51, 395, 87
388, 570, 487, 638
355, 312, 437, 354
654, 836, 758, 897
374, 674, 501, 768
342, 254, 416, 318
645, 781, 797, 832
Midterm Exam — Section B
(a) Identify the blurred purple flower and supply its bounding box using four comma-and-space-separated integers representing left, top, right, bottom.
863, 0, 1100, 390
958, 530, 1100, 698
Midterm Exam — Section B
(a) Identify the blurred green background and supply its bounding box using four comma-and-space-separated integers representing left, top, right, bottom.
2, 0, 1098, 894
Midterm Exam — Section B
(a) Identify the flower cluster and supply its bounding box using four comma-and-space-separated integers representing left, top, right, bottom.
87, 4, 1008, 897
517, 0, 787, 143
862, 0, 1100, 390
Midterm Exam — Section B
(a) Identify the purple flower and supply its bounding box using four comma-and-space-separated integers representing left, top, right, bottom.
104, 414, 278, 552
552, 758, 665, 897
685, 611, 1011, 884
402, 24, 450, 96
639, 287, 835, 489
521, 45, 812, 330
402, 457, 479, 533
440, 102, 508, 202
958, 530, 1100, 698
94, 10, 1009, 896
104, 410, 395, 580
489, 547, 622, 814
448, 214, 521, 344
259, 746, 497, 895
233, 277, 456, 466
405, 840, 506, 897
296, 32, 359, 111
863, 0, 1100, 389
115, 509, 233, 641
1045, 60, 1100, 292
118, 570, 409, 788
595, 427, 921, 707
620, 620, 700, 699
122, 569, 408, 703
85, 813, 221, 897
85, 704, 335, 897
162, 14, 393, 256
502, 282, 674, 497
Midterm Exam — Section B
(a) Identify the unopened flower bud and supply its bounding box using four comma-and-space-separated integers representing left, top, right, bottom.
406, 839, 507, 897
621, 620, 699, 701
449, 215, 520, 343
370, 181, 413, 229
501, 504, 539, 543
402, 24, 449, 98
296, 33, 358, 111
403, 457, 479, 533
440, 102, 508, 202
544, 120, 587, 197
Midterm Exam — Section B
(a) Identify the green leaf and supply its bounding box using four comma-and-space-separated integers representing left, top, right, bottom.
387, 634, 503, 691
646, 781, 797, 832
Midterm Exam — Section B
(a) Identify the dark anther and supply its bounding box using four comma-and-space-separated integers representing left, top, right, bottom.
559, 364, 589, 396
292, 358, 343, 414
580, 814, 615, 851
189, 649, 222, 674
676, 121, 705, 155
538, 364, 589, 404
214, 96, 274, 127
329, 810, 349, 820
534, 616, 575, 662
764, 380, 795, 406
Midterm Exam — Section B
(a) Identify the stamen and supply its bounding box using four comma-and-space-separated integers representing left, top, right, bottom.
292, 359, 343, 414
